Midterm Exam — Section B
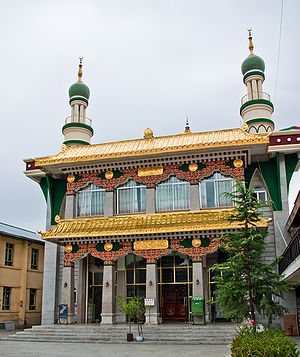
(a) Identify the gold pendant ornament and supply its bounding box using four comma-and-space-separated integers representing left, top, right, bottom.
105, 171, 114, 179
104, 242, 113, 251
233, 159, 243, 168
64, 244, 73, 253
188, 163, 198, 172
192, 238, 201, 248
67, 174, 75, 183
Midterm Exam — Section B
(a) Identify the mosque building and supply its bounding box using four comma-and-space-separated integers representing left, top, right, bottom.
24, 32, 300, 325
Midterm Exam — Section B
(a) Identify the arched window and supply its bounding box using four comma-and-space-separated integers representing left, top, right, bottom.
156, 176, 190, 212
199, 172, 234, 208
117, 180, 146, 214
76, 183, 105, 217
254, 186, 267, 203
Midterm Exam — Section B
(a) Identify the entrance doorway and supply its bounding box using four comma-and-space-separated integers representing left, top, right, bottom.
87, 256, 103, 323
158, 253, 192, 322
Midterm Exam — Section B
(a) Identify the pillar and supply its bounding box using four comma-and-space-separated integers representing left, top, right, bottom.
146, 188, 156, 213
192, 261, 204, 324
145, 262, 160, 324
65, 195, 75, 219
19, 241, 28, 327
252, 79, 258, 99
115, 256, 126, 323
76, 258, 87, 323
104, 191, 114, 216
190, 184, 200, 210
101, 263, 116, 324
61, 264, 75, 323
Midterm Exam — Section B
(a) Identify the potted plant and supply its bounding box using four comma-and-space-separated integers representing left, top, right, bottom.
117, 296, 135, 341
117, 296, 145, 342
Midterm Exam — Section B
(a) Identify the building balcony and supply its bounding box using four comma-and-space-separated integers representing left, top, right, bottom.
241, 92, 271, 106
279, 229, 300, 279
64, 116, 92, 127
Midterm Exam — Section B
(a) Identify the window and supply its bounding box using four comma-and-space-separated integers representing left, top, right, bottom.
31, 248, 39, 270
254, 186, 267, 203
156, 176, 190, 212
117, 180, 146, 214
5, 243, 14, 266
2, 287, 11, 310
199, 172, 234, 208
77, 183, 105, 216
29, 289, 37, 310
125, 254, 146, 298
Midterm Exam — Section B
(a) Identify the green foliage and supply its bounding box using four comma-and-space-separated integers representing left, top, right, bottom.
213, 180, 289, 325
116, 296, 145, 335
231, 329, 299, 357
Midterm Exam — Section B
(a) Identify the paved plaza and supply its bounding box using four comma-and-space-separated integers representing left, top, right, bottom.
0, 340, 230, 357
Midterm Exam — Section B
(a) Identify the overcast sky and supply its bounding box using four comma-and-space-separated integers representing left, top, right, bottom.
0, 0, 299, 232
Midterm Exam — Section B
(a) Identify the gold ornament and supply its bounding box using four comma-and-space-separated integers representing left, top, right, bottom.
138, 166, 163, 177
64, 244, 73, 253
105, 171, 114, 180
233, 159, 243, 168
134, 240, 169, 250
144, 128, 154, 139
67, 174, 75, 183
54, 215, 61, 223
104, 242, 113, 251
189, 163, 198, 172
192, 238, 201, 248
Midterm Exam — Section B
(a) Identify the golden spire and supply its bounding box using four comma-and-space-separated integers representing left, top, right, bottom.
247, 27, 254, 55
78, 56, 83, 81
184, 116, 191, 133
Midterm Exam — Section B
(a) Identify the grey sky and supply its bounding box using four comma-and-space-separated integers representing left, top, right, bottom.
0, 0, 299, 231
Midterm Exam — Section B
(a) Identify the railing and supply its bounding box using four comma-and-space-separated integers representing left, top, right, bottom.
241, 92, 271, 105
279, 232, 300, 275
64, 116, 92, 126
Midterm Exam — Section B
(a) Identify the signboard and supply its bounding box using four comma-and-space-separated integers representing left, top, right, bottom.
144, 298, 155, 306
134, 240, 168, 250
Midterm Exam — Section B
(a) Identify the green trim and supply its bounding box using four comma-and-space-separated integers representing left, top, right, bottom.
246, 118, 274, 125
69, 96, 89, 105
62, 122, 94, 135
39, 175, 67, 225
243, 70, 265, 82
245, 159, 282, 211
63, 140, 90, 145
240, 99, 274, 114
285, 153, 299, 193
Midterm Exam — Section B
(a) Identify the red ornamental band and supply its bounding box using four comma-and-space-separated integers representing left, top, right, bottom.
66, 160, 244, 194
63, 239, 223, 266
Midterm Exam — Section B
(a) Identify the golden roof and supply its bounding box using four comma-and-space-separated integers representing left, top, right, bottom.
34, 128, 268, 167
40, 209, 268, 240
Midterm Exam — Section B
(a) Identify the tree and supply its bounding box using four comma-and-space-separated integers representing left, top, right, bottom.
212, 180, 289, 327
116, 296, 145, 336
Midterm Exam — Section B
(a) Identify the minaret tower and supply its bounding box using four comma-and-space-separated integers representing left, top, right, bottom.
62, 58, 93, 145
240, 29, 274, 134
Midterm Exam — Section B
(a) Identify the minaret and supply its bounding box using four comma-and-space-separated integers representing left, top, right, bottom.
62, 58, 93, 145
240, 29, 274, 134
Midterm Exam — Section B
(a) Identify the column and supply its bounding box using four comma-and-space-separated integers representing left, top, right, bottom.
145, 262, 159, 324
104, 191, 114, 216
115, 256, 126, 323
61, 264, 75, 323
190, 184, 200, 210
192, 261, 204, 324
65, 195, 75, 219
252, 79, 258, 99
101, 263, 116, 324
76, 258, 87, 323
246, 81, 252, 98
146, 188, 156, 213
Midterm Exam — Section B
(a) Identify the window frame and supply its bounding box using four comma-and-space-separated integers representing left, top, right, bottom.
116, 180, 146, 215
31, 248, 39, 270
76, 183, 105, 217
29, 288, 37, 311
2, 287, 11, 311
156, 176, 190, 212
5, 243, 14, 266
199, 172, 235, 209
254, 186, 267, 203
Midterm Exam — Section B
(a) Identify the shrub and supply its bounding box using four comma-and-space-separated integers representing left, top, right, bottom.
231, 329, 299, 357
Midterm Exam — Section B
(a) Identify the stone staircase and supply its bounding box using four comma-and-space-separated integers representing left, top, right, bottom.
3, 323, 237, 345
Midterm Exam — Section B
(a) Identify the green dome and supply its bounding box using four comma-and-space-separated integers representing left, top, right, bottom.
241, 54, 265, 75
69, 81, 90, 101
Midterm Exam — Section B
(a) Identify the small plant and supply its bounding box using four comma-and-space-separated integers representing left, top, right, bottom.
231, 329, 299, 356
116, 296, 145, 339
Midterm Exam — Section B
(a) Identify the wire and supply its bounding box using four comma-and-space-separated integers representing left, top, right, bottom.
274, 0, 284, 106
